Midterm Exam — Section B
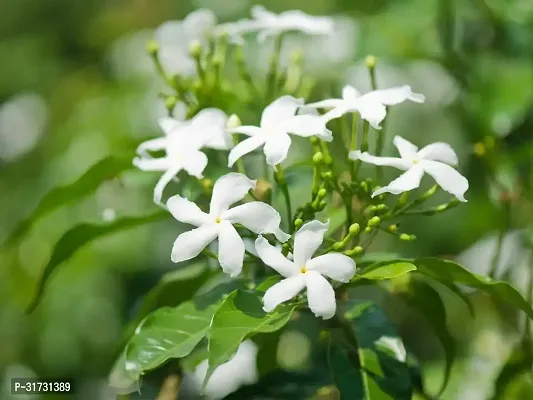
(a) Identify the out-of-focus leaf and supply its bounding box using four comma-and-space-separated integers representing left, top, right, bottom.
352, 262, 417, 282
108, 352, 140, 395
255, 275, 282, 292
205, 289, 297, 386
329, 301, 412, 400
4, 155, 133, 248
26, 211, 167, 313
327, 207, 347, 236
357, 252, 403, 267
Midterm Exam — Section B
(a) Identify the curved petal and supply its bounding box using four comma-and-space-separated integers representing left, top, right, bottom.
307, 253, 356, 283
305, 99, 344, 109
342, 85, 360, 101
223, 202, 290, 242
421, 160, 468, 202
322, 104, 352, 122
218, 221, 245, 277
277, 115, 333, 142
372, 165, 424, 197
262, 276, 306, 313
417, 142, 458, 165
210, 173, 256, 216
261, 96, 304, 129
191, 108, 232, 150
293, 220, 329, 267
158, 117, 183, 135
167, 195, 210, 226
171, 225, 219, 263
153, 164, 182, 205
304, 271, 336, 320
251, 5, 277, 21
393, 136, 418, 159
136, 137, 167, 157
133, 156, 171, 172
363, 85, 425, 106
182, 8, 217, 36
227, 126, 264, 137
254, 236, 297, 277
228, 135, 266, 167
263, 133, 292, 166
349, 151, 411, 171
181, 150, 208, 178
355, 100, 387, 130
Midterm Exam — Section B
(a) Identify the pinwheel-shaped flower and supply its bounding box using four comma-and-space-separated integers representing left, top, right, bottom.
305, 85, 425, 129
255, 220, 356, 319
228, 96, 332, 167
168, 173, 290, 277
350, 136, 469, 201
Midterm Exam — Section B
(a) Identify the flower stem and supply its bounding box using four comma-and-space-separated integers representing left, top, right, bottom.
349, 113, 359, 180
275, 164, 293, 233
232, 135, 246, 175
488, 201, 510, 278
353, 120, 370, 178
266, 34, 284, 101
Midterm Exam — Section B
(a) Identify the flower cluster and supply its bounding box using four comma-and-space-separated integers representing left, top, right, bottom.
133, 5, 470, 320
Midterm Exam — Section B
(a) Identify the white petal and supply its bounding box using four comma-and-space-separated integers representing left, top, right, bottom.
210, 173, 256, 216
263, 133, 291, 166
181, 150, 208, 178
153, 164, 182, 205
133, 156, 171, 171
421, 160, 468, 202
262, 276, 306, 313
218, 221, 245, 277
191, 108, 232, 150
307, 253, 356, 283
254, 236, 297, 278
171, 225, 219, 263
293, 220, 329, 266
417, 142, 458, 165
261, 96, 304, 129
363, 85, 425, 106
393, 136, 419, 159
279, 11, 334, 35
277, 115, 333, 142
167, 195, 210, 226
228, 135, 266, 167
342, 85, 360, 101
223, 202, 290, 242
182, 9, 217, 36
355, 100, 387, 130
227, 126, 263, 137
257, 29, 279, 42
372, 165, 424, 197
305, 99, 344, 109
322, 104, 352, 122
349, 151, 412, 170
136, 137, 167, 157
251, 5, 277, 21
304, 271, 336, 320
158, 117, 182, 135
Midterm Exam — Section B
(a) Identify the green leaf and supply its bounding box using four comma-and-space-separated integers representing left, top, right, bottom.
329, 301, 412, 400
4, 155, 132, 248
26, 211, 167, 314
124, 281, 242, 380
398, 278, 454, 396
491, 339, 533, 400
357, 253, 403, 268
206, 289, 297, 385
353, 262, 417, 282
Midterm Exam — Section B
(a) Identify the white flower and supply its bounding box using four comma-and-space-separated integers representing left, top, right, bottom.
228, 95, 332, 167
249, 6, 334, 41
349, 136, 469, 202
181, 108, 233, 150
168, 173, 290, 277
305, 84, 425, 129
255, 220, 356, 320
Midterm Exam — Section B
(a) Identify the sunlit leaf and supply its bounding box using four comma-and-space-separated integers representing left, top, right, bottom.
352, 262, 417, 282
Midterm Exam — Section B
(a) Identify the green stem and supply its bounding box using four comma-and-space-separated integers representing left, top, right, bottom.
232, 135, 246, 175
202, 248, 218, 260
349, 113, 359, 180
353, 120, 370, 178
266, 34, 284, 100
275, 165, 293, 233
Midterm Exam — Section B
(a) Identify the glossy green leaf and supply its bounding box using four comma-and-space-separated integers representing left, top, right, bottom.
4, 155, 132, 248
353, 262, 417, 282
26, 211, 167, 313
329, 301, 412, 400
124, 281, 242, 380
205, 289, 297, 386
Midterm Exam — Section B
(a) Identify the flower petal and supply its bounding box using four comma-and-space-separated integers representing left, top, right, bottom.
136, 137, 167, 157
304, 99, 344, 109
133, 156, 171, 171
307, 253, 356, 283
263, 133, 292, 166
417, 142, 458, 165
251, 5, 277, 21
293, 220, 329, 266
223, 202, 290, 242
304, 271, 336, 319
355, 100, 387, 130
167, 195, 210, 226
228, 135, 266, 167
153, 164, 182, 205
182, 9, 217, 37
349, 151, 412, 170
277, 115, 333, 142
181, 150, 208, 178
171, 225, 218, 263
393, 136, 419, 159
254, 236, 297, 277
421, 160, 468, 202
322, 104, 352, 122
158, 117, 182, 135
227, 126, 264, 136
363, 85, 425, 106
262, 276, 306, 313
372, 165, 424, 197
261, 96, 304, 129
218, 221, 245, 277
210, 173, 256, 216
342, 85, 360, 101
191, 108, 232, 150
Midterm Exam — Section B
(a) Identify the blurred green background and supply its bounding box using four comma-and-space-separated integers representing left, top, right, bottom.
1, 0, 533, 399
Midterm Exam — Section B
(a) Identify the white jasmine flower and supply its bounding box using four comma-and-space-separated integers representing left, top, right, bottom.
350, 136, 469, 201
228, 95, 332, 167
175, 108, 233, 150
306, 84, 425, 129
255, 220, 356, 320
168, 173, 290, 277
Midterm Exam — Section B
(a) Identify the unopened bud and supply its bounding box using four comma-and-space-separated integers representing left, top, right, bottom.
332, 242, 343, 250
192, 79, 202, 91
188, 40, 203, 58
376, 204, 388, 211
294, 218, 303, 229
321, 171, 333, 180
226, 114, 241, 129
146, 40, 159, 56
312, 152, 324, 164
473, 142, 486, 157
165, 96, 178, 112
368, 216, 381, 227
365, 55, 376, 68
318, 200, 327, 211
317, 188, 327, 199
212, 55, 223, 68
348, 223, 360, 235
253, 179, 272, 202
200, 178, 213, 192
360, 182, 369, 192
309, 136, 319, 145
364, 226, 372, 233
400, 233, 416, 241
387, 224, 398, 233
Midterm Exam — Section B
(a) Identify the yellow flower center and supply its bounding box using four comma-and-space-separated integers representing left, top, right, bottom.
215, 217, 221, 223
300, 266, 308, 274
412, 159, 420, 165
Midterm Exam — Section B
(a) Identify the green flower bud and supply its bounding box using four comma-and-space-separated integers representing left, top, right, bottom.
146, 40, 159, 56
353, 246, 363, 255
376, 204, 388, 211
200, 178, 213, 192
348, 223, 360, 235
365, 55, 376, 68
317, 188, 327, 199
226, 114, 241, 129
360, 181, 369, 192
368, 216, 381, 227
192, 79, 202, 91
318, 200, 327, 211
294, 218, 303, 229
253, 179, 272, 202
309, 136, 319, 145
364, 226, 372, 233
188, 40, 203, 58
312, 152, 324, 164
321, 171, 333, 180
399, 233, 416, 241
212, 55, 223, 68
387, 224, 398, 233
165, 96, 178, 112
332, 242, 343, 250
